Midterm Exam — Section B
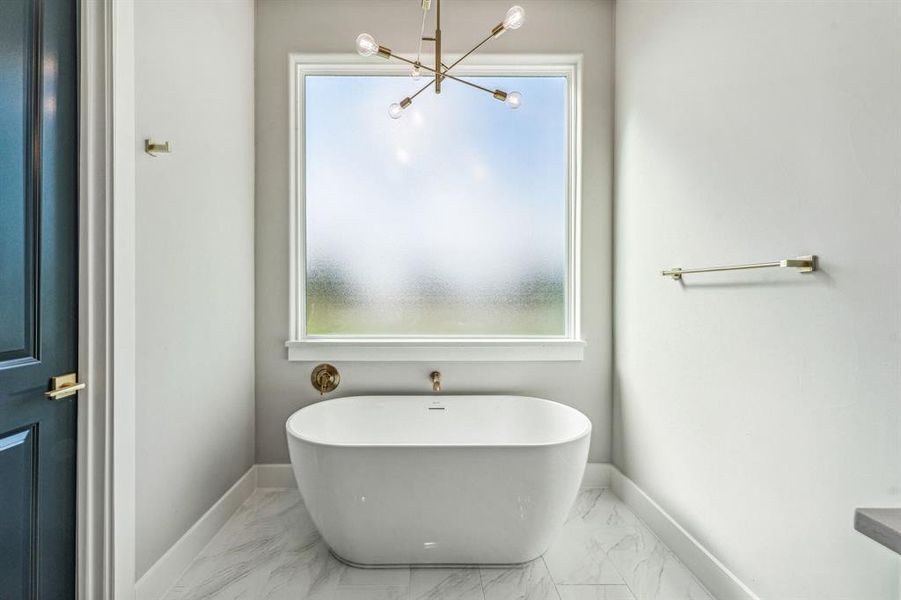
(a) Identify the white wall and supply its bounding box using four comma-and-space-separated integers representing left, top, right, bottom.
614, 2, 901, 599
134, 0, 255, 578
254, 0, 614, 463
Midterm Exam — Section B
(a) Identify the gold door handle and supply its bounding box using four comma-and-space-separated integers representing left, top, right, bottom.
46, 373, 86, 400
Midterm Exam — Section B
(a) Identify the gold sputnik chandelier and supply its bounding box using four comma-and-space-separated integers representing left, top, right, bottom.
355, 0, 526, 118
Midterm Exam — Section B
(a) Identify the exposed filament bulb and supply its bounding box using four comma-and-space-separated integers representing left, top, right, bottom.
388, 97, 413, 119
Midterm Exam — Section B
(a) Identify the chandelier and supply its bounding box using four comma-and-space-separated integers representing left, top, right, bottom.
354, 1, 526, 118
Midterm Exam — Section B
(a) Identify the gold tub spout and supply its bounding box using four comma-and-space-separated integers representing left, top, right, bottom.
430, 371, 441, 392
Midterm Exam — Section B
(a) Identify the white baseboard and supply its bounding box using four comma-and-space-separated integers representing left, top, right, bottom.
256, 463, 296, 488
134, 465, 258, 600
134, 462, 757, 600
581, 462, 614, 487
609, 466, 760, 600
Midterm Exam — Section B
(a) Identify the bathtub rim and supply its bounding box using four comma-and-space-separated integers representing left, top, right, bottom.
285, 394, 592, 450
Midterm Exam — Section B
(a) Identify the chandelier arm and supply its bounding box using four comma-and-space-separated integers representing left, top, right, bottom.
443, 32, 495, 73
389, 53, 500, 96
391, 78, 435, 110
443, 74, 498, 96
410, 78, 436, 100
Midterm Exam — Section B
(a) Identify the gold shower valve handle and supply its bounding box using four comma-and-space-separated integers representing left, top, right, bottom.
311, 364, 340, 396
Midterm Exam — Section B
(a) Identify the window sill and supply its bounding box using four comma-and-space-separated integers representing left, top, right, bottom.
285, 339, 585, 362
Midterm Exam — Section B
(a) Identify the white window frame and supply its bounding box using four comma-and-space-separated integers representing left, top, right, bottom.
286, 53, 584, 362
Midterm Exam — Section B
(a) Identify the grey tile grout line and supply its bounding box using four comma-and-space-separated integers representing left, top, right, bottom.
600, 541, 637, 600
594, 488, 638, 600
545, 487, 621, 600
545, 486, 639, 600
600, 487, 715, 600
541, 555, 563, 600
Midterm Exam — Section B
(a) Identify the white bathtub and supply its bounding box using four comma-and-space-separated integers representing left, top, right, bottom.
286, 395, 590, 566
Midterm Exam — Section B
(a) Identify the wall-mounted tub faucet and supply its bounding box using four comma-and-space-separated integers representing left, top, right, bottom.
430, 371, 441, 392
311, 363, 340, 396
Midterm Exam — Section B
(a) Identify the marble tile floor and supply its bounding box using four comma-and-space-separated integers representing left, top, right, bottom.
162, 487, 714, 600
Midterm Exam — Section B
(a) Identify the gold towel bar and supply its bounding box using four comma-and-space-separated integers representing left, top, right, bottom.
662, 255, 817, 280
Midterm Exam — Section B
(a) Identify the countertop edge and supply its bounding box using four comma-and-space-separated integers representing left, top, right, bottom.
855, 508, 901, 555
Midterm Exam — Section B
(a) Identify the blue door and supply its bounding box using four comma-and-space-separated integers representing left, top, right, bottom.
0, 0, 78, 597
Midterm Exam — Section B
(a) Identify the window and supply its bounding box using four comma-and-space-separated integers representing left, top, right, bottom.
288, 55, 583, 361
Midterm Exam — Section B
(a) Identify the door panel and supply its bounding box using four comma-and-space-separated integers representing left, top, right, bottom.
0, 0, 78, 597
0, 0, 38, 366
0, 426, 37, 598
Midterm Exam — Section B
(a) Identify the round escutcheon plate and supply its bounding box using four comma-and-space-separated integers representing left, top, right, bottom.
311, 363, 340, 395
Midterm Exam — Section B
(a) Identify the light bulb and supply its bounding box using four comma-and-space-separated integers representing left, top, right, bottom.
388, 97, 413, 119
505, 91, 522, 109
355, 33, 379, 57
410, 64, 422, 80
503, 6, 525, 30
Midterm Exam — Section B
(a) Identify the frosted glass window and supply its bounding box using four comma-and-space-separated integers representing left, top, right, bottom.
303, 74, 569, 337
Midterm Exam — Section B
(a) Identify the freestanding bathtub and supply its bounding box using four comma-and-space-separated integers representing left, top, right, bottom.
286, 395, 590, 566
